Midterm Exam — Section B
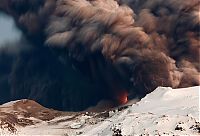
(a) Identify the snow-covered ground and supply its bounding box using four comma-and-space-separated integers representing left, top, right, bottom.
0, 86, 199, 135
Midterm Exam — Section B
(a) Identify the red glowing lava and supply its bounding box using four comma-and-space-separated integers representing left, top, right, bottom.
116, 91, 128, 105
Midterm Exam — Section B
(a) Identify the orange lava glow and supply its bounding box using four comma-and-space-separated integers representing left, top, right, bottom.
117, 91, 128, 105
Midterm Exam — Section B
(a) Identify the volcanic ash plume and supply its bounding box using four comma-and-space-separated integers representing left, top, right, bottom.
0, 0, 199, 111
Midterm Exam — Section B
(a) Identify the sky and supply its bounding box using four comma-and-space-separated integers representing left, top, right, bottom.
0, 13, 22, 45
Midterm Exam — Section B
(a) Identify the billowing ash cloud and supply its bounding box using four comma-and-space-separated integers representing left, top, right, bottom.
0, 0, 199, 111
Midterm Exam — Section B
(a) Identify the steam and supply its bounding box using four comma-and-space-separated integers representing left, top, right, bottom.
0, 0, 199, 111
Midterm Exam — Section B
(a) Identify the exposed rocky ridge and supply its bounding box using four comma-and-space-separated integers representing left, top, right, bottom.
0, 86, 199, 135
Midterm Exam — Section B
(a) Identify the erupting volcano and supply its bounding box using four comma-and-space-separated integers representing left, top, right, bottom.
0, 0, 199, 111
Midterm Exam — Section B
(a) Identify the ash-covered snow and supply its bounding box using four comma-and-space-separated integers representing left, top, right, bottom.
82, 86, 199, 136
0, 86, 199, 136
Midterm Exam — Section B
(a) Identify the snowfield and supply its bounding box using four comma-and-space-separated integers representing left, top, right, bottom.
0, 86, 199, 136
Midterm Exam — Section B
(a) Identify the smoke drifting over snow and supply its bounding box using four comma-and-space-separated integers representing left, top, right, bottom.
0, 0, 199, 111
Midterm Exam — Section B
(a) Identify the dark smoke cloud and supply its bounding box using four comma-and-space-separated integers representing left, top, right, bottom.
0, 38, 104, 111
0, 0, 199, 111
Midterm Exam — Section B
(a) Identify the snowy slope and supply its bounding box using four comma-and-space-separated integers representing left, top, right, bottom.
0, 86, 199, 136
82, 86, 200, 136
